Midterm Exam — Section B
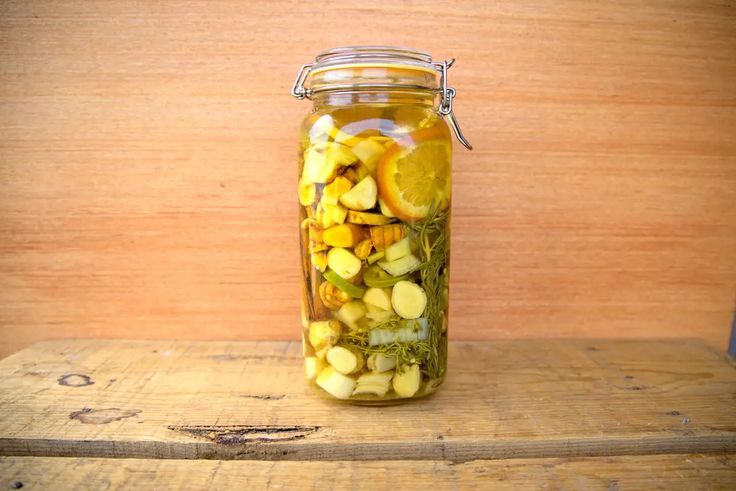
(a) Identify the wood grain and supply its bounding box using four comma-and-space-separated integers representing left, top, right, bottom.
1, 340, 734, 461
1, 1, 735, 358
2, 455, 735, 490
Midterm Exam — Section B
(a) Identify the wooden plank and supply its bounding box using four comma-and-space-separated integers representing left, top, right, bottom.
0, 340, 734, 461
729, 311, 736, 359
1, 455, 735, 490
1, 1, 735, 358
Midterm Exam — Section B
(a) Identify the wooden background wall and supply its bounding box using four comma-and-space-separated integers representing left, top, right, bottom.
1, 1, 735, 358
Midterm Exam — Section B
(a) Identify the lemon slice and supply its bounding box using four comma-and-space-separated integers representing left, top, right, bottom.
377, 128, 451, 221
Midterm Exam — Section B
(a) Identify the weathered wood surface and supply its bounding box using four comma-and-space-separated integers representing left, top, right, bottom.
1, 1, 736, 358
0, 340, 734, 461
1, 454, 735, 490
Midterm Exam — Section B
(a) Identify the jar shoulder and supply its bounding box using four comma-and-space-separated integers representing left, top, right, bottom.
299, 104, 450, 148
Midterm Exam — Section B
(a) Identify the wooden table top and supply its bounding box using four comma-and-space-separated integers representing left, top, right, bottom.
0, 339, 734, 488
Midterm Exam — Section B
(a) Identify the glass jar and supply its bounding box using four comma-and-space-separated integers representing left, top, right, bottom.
291, 46, 471, 404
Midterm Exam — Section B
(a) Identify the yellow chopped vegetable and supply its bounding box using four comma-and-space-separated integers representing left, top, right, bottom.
322, 202, 348, 225
326, 346, 364, 374
347, 211, 393, 226
339, 176, 377, 211
369, 224, 405, 251
334, 300, 367, 330
390, 280, 427, 319
311, 114, 363, 147
352, 371, 393, 397
310, 252, 328, 272
367, 354, 397, 373
377, 254, 420, 277
327, 247, 362, 280
316, 366, 356, 399
351, 138, 387, 173
305, 356, 326, 380
362, 287, 392, 311
324, 176, 353, 199
392, 364, 421, 397
323, 223, 366, 248
298, 182, 316, 206
378, 197, 396, 218
383, 236, 413, 262
307, 221, 327, 254
353, 238, 373, 260
301, 141, 357, 185
315, 203, 337, 228
308, 320, 343, 353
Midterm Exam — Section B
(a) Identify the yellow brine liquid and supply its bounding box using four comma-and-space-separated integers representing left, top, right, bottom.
298, 93, 452, 403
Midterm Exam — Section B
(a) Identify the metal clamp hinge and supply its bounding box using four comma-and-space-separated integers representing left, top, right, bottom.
435, 59, 472, 150
291, 64, 313, 100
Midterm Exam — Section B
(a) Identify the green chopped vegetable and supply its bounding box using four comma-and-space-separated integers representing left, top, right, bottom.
363, 264, 409, 288
367, 250, 385, 264
323, 269, 365, 298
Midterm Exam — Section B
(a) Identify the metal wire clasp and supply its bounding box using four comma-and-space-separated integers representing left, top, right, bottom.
291, 64, 313, 100
435, 59, 472, 150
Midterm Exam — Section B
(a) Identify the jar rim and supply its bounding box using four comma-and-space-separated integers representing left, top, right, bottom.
310, 45, 436, 76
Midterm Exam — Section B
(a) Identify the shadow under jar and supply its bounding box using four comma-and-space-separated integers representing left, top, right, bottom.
291, 46, 471, 404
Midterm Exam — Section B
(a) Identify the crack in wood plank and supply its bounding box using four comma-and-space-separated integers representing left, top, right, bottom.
239, 394, 285, 401
167, 425, 320, 445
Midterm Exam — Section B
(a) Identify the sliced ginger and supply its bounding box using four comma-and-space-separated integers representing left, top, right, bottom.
391, 280, 427, 319
308, 320, 343, 353
392, 364, 421, 398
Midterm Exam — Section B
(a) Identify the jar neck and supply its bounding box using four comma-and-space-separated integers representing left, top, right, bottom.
311, 90, 437, 108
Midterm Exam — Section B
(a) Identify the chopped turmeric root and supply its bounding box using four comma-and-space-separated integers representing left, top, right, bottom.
353, 238, 373, 259
323, 176, 353, 199
370, 224, 406, 251
323, 223, 366, 248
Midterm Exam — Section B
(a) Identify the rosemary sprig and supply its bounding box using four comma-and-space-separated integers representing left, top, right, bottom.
406, 206, 450, 379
